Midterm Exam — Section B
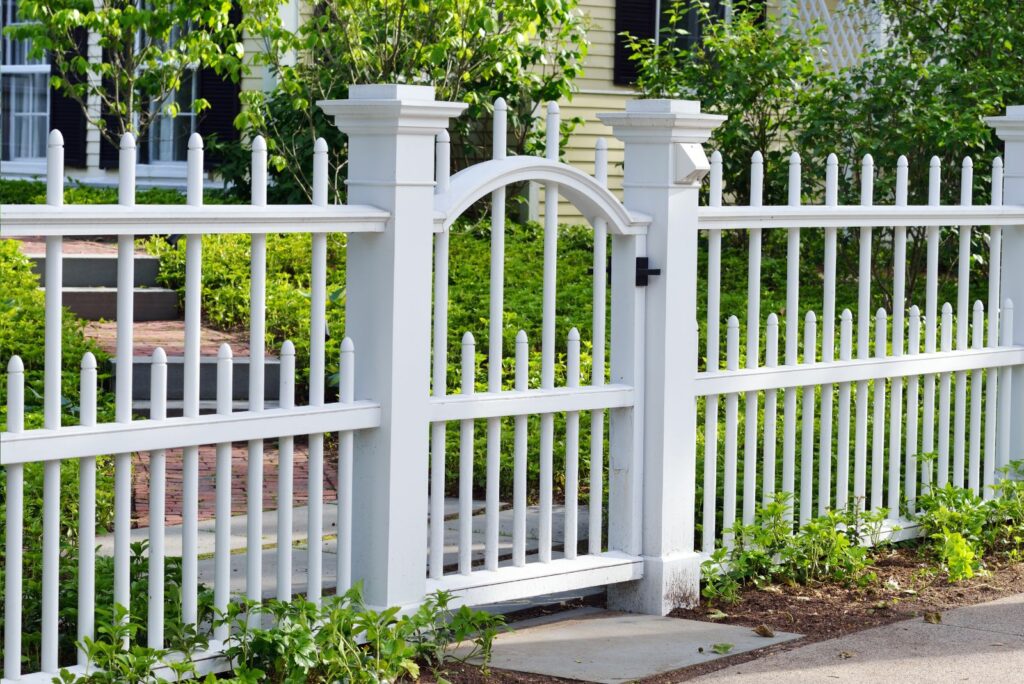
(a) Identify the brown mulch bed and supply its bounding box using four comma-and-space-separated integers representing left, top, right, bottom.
429, 548, 1024, 683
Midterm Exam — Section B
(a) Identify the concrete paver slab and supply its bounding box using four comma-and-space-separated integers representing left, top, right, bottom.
696, 599, 1024, 683
458, 608, 800, 684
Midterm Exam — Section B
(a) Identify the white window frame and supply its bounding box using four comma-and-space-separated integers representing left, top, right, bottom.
1, 0, 51, 163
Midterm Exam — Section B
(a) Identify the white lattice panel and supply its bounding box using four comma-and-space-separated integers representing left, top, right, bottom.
791, 0, 882, 70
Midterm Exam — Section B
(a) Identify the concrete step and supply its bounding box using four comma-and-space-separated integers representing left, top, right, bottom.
60, 286, 180, 321
31, 253, 162, 288
116, 354, 281, 402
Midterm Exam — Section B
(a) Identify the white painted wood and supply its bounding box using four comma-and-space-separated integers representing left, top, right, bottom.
590, 139, 608, 556
723, 318, 740, 545
984, 159, 1003, 497
953, 364, 968, 489
0, 203, 390, 236
277, 341, 296, 600
703, 160, 722, 549
819, 153, 838, 517
968, 302, 983, 494
486, 99, 508, 572
514, 331, 529, 566
744, 152, 764, 526
148, 349, 167, 650
430, 132, 451, 580
337, 338, 355, 592
429, 385, 633, 423
906, 308, 921, 509
938, 303, 954, 486
853, 155, 873, 512
308, 137, 328, 605
247, 136, 267, 623
998, 300, 1014, 474
2, 403, 382, 465
695, 204, 1024, 230
763, 314, 779, 506
836, 310, 853, 510
801, 312, 817, 525
42, 130, 63, 674
460, 332, 476, 575
79, 353, 97, 664
565, 329, 581, 560
922, 157, 942, 463
959, 158, 974, 351
782, 153, 802, 523
871, 308, 887, 512
214, 345, 231, 643
5, 357, 24, 680
888, 156, 908, 514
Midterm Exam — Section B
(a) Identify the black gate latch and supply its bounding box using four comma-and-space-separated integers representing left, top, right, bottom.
635, 257, 661, 286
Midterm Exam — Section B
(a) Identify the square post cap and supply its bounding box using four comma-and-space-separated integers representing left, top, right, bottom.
598, 99, 725, 144
987, 105, 1024, 143
318, 84, 467, 135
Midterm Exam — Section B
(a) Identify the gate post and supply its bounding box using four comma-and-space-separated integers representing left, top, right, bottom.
987, 106, 1024, 469
599, 100, 724, 615
319, 85, 465, 609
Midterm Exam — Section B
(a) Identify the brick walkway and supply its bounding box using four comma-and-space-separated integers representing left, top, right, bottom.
132, 437, 339, 528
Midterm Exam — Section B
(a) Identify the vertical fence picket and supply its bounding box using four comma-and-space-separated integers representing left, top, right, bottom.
854, 154, 873, 512
565, 329, 581, 560
337, 339, 355, 592
514, 331, 529, 565
906, 308, 921, 509
181, 132, 205, 627
539, 102, 560, 563
42, 129, 64, 673
819, 153, 839, 517
590, 139, 608, 556
872, 309, 888, 512
800, 312, 817, 525
922, 157, 942, 463
214, 345, 232, 643
998, 301, 1014, 473
308, 136, 329, 604
4, 357, 24, 680
79, 353, 97, 664
782, 152, 802, 521
763, 314, 779, 505
430, 131, 451, 580
744, 151, 764, 526
485, 99, 508, 571
968, 302, 984, 494
277, 341, 296, 600
247, 136, 267, 622
114, 133, 136, 638
460, 333, 476, 574
723, 318, 740, 545
836, 310, 853, 510
888, 156, 908, 515
148, 349, 167, 650
938, 303, 954, 485
984, 158, 1004, 495
702, 151, 724, 551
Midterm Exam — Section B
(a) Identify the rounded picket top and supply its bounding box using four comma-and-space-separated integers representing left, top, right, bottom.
727, 315, 740, 329
547, 101, 560, 116
974, 299, 984, 313
751, 150, 763, 163
789, 151, 801, 165
437, 129, 450, 144
942, 301, 954, 314
188, 131, 204, 150
48, 129, 64, 148
1005, 298, 1015, 312
862, 152, 874, 166
876, 307, 888, 319
909, 304, 921, 318
827, 152, 838, 166
841, 308, 853, 322
341, 336, 355, 354
805, 310, 817, 324
314, 136, 328, 154
120, 132, 136, 150
81, 351, 97, 371
568, 327, 580, 343
516, 329, 528, 345
494, 96, 507, 112
7, 355, 24, 373
152, 346, 167, 365
962, 155, 974, 169
281, 339, 296, 357
218, 342, 233, 360
994, 156, 1004, 171
596, 137, 608, 151
930, 155, 941, 168
462, 331, 475, 347
252, 134, 267, 152
897, 154, 908, 169
767, 312, 779, 327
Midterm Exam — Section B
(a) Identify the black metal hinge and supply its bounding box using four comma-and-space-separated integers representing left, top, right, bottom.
635, 256, 661, 286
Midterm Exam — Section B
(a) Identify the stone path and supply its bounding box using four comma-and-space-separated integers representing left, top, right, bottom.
86, 320, 253, 357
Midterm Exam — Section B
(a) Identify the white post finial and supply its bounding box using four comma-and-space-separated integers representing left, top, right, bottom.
599, 98, 725, 615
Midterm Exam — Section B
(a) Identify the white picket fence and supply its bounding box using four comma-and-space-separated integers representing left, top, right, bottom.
1, 86, 1023, 681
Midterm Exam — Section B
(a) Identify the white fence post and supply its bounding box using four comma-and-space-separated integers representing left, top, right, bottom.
988, 106, 1024, 465
600, 100, 724, 614
319, 85, 465, 609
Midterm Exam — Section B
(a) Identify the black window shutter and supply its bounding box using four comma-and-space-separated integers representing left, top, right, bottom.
50, 28, 88, 167
97, 60, 121, 169
196, 68, 241, 170
613, 0, 658, 86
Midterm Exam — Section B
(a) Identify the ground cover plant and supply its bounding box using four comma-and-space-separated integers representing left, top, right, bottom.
54, 586, 503, 684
